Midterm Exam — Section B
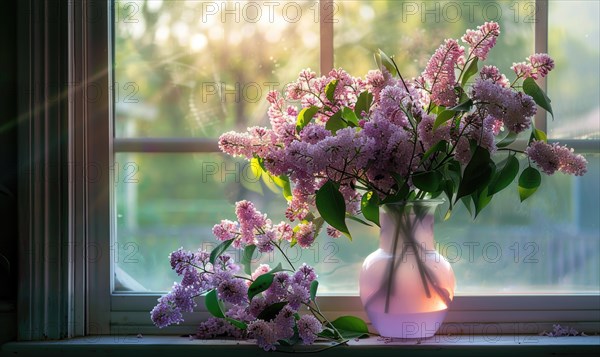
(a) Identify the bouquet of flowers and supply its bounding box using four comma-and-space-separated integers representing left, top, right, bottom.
151, 21, 587, 349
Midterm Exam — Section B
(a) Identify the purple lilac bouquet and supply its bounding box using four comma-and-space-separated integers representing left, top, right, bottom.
152, 21, 588, 350
218, 21, 586, 236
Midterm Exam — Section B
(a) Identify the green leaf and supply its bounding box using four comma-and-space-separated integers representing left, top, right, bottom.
341, 107, 359, 127
496, 131, 518, 148
376, 49, 397, 76
361, 191, 380, 226
443, 179, 455, 220
456, 147, 494, 200
249, 157, 263, 179
488, 155, 519, 196
309, 280, 319, 301
257, 301, 288, 321
433, 110, 456, 130
316, 180, 351, 240
328, 316, 369, 339
241, 245, 257, 275
311, 216, 326, 236
274, 174, 293, 201
247, 263, 284, 300
445, 159, 462, 187
530, 127, 548, 143
412, 171, 443, 193
473, 187, 492, 218
449, 98, 473, 112
523, 77, 553, 117
518, 167, 541, 202
205, 290, 225, 318
354, 91, 373, 117
325, 79, 339, 102
381, 176, 409, 204
461, 58, 479, 86
225, 318, 248, 330
345, 214, 373, 227
295, 106, 320, 133
461, 196, 473, 217
210, 239, 234, 265
422, 140, 448, 163
248, 274, 275, 301
325, 111, 346, 134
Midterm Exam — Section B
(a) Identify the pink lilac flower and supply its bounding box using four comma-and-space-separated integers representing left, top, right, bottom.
297, 315, 323, 345
247, 320, 278, 351
511, 53, 554, 80
169, 248, 197, 275
422, 39, 465, 107
212, 220, 239, 242
511, 62, 534, 79
248, 297, 269, 319
273, 306, 296, 340
461, 21, 500, 61
327, 226, 342, 238
471, 78, 536, 133
417, 114, 452, 151
196, 317, 227, 339
150, 295, 184, 328
371, 85, 410, 127
256, 230, 276, 253
251, 264, 271, 281
218, 131, 254, 159
235, 200, 268, 245
287, 282, 310, 310
216, 275, 248, 305
264, 272, 290, 303
528, 53, 554, 78
295, 222, 315, 248
293, 264, 318, 288
526, 141, 587, 176
274, 222, 294, 242
479, 65, 510, 88
213, 254, 239, 273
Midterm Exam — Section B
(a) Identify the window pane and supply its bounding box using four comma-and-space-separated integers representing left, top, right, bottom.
436, 154, 599, 294
334, 1, 533, 79
114, 0, 319, 138
547, 0, 600, 139
113, 153, 380, 293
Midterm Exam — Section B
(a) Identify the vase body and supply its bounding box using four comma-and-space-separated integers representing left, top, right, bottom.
359, 200, 455, 338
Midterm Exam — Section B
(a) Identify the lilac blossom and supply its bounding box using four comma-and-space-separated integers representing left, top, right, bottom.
461, 21, 500, 61
471, 78, 536, 133
526, 141, 587, 176
297, 315, 323, 345
512, 53, 555, 80
422, 39, 465, 107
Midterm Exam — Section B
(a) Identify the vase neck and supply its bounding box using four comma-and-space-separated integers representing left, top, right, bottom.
379, 203, 438, 252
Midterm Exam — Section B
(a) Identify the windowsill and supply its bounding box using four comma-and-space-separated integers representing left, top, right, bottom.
2, 335, 599, 357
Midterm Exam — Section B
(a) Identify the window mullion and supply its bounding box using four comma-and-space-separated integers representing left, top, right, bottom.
534, 0, 549, 132
319, 0, 334, 75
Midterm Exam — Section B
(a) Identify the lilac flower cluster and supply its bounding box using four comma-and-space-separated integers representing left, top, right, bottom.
212, 200, 302, 250
218, 21, 586, 219
151, 243, 324, 350
512, 53, 555, 80
526, 141, 588, 176
471, 77, 537, 134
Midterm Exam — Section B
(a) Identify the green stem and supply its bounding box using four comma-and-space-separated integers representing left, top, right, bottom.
273, 241, 296, 271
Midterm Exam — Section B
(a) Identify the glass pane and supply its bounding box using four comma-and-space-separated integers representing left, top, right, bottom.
436, 154, 599, 294
113, 153, 379, 293
114, 0, 320, 138
335, 0, 534, 79
547, 0, 600, 139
